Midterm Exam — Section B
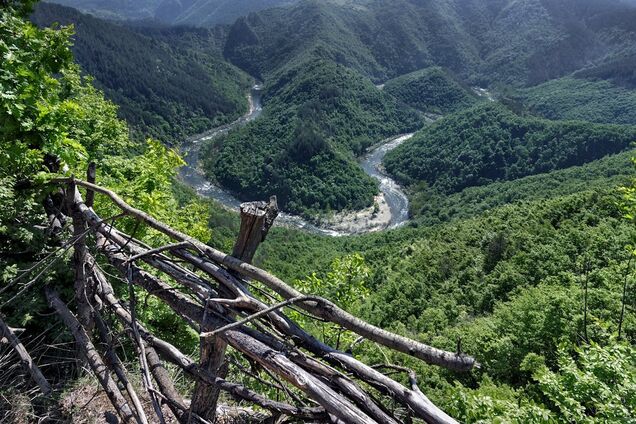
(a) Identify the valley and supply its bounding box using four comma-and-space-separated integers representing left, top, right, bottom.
180, 86, 415, 235
2, 1, 636, 423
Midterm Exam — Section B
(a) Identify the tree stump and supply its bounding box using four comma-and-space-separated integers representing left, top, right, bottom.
232, 196, 279, 263
190, 196, 278, 422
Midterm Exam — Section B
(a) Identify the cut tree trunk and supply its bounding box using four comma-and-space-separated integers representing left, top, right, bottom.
190, 197, 278, 422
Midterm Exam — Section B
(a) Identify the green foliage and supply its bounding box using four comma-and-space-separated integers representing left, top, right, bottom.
224, 0, 479, 82
385, 103, 636, 194
3, 3, 636, 422
44, 0, 164, 21
408, 150, 634, 225
446, 341, 636, 423
32, 2, 252, 145
448, 340, 636, 424
167, 0, 298, 27
296, 253, 370, 311
255, 186, 636, 388
224, 0, 636, 86
525, 342, 636, 423
291, 253, 370, 348
47, 0, 299, 26
446, 377, 551, 424
384, 66, 480, 114
521, 77, 636, 125
0, 6, 212, 344
201, 59, 421, 215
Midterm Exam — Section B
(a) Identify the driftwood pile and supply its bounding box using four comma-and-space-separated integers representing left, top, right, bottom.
1, 171, 477, 423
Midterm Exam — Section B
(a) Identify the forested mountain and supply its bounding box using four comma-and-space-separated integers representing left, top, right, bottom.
205, 0, 636, 214
166, 0, 298, 27
44, 0, 164, 20
384, 103, 636, 193
407, 150, 635, 224
3, 2, 636, 423
254, 185, 636, 422
45, 0, 300, 25
32, 2, 251, 144
34, 0, 636, 214
520, 77, 636, 125
202, 59, 421, 215
223, 0, 636, 86
223, 0, 480, 83
383, 67, 480, 114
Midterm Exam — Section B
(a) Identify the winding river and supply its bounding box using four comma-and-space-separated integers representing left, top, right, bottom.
179, 85, 413, 236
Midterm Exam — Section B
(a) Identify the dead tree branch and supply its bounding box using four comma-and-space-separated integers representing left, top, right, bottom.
0, 316, 51, 395
45, 287, 137, 423
30, 177, 478, 424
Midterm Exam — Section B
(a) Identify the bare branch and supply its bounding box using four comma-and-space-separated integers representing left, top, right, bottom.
45, 287, 137, 423
0, 316, 51, 395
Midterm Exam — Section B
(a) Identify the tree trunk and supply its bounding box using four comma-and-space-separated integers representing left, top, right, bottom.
190, 197, 278, 422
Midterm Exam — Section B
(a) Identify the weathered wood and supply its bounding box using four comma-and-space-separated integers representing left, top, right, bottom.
329, 352, 458, 424
62, 179, 476, 371
58, 180, 471, 423
66, 180, 93, 331
95, 238, 377, 424
94, 312, 149, 424
96, 284, 326, 421
92, 257, 186, 424
125, 263, 167, 424
0, 316, 51, 395
46, 288, 137, 423
144, 343, 189, 424
84, 196, 461, 423
191, 196, 278, 422
86, 161, 96, 208
189, 337, 227, 423
232, 196, 279, 263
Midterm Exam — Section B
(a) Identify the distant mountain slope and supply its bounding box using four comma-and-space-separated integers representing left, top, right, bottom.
33, 2, 251, 144
407, 150, 635, 224
223, 0, 636, 87
44, 0, 300, 25
224, 0, 480, 83
169, 0, 298, 27
383, 67, 480, 114
384, 103, 636, 193
46, 0, 636, 87
214, 0, 636, 214
43, 0, 164, 21
521, 77, 636, 125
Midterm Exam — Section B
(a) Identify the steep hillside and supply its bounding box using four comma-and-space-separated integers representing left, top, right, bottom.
407, 150, 635, 224
223, 0, 636, 86
383, 66, 480, 114
168, 0, 298, 27
254, 185, 636, 421
32, 2, 251, 144
201, 59, 422, 215
4, 4, 636, 423
384, 103, 636, 193
223, 0, 479, 83
45, 0, 299, 24
521, 77, 636, 125
44, 0, 163, 20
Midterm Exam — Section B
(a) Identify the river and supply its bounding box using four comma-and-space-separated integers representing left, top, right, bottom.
179, 85, 414, 236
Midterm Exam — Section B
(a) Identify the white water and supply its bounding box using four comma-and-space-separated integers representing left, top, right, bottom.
179, 85, 414, 236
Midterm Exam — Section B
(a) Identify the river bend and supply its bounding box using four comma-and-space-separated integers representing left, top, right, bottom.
179, 86, 413, 236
